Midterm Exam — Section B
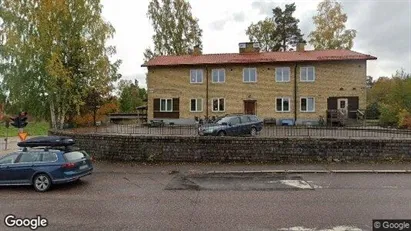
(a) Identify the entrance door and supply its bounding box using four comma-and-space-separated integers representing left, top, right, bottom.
244, 100, 256, 115
337, 98, 348, 118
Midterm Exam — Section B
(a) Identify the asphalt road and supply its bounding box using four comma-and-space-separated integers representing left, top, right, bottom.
1, 164, 411, 231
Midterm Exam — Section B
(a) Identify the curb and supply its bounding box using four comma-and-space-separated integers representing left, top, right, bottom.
206, 170, 411, 174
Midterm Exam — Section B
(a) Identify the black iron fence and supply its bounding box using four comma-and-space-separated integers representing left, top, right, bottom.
60, 124, 411, 139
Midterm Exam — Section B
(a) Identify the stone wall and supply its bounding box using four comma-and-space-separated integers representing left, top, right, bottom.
49, 130, 411, 163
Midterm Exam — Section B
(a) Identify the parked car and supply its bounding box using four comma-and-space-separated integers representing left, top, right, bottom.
198, 114, 263, 136
0, 136, 93, 192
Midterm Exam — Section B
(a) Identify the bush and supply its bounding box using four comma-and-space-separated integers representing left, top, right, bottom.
378, 103, 398, 127
398, 110, 411, 129
365, 102, 380, 119
73, 101, 119, 127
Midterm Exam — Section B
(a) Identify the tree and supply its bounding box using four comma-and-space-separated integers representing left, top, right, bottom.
0, 0, 121, 129
308, 0, 357, 50
271, 3, 304, 51
246, 17, 277, 52
118, 80, 145, 113
144, 0, 202, 61
367, 69, 411, 127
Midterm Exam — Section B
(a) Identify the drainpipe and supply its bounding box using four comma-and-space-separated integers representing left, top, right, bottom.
205, 65, 209, 118
294, 63, 298, 125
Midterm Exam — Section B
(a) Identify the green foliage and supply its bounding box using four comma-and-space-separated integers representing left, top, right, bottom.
119, 80, 146, 113
144, 0, 202, 61
0, 121, 49, 137
271, 3, 304, 51
246, 17, 277, 52
378, 103, 399, 127
367, 69, 411, 128
365, 102, 380, 120
0, 0, 121, 129
308, 0, 357, 50
246, 3, 303, 52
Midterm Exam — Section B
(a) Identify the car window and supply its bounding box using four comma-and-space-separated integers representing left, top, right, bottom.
64, 151, 86, 162
0, 153, 20, 164
42, 152, 58, 162
240, 116, 251, 123
229, 117, 241, 125
249, 115, 259, 122
18, 152, 42, 163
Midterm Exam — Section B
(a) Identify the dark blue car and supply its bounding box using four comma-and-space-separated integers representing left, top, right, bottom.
0, 136, 93, 192
198, 114, 264, 136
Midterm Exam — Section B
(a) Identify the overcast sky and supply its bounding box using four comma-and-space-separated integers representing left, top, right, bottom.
101, 0, 411, 88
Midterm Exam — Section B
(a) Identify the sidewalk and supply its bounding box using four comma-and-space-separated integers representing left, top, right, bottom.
0, 136, 21, 156
93, 161, 411, 174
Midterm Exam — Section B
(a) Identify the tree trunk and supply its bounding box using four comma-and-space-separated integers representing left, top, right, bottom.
49, 100, 57, 129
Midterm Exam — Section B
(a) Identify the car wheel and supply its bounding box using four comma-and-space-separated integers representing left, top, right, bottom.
218, 131, 226, 136
33, 174, 52, 192
250, 127, 257, 136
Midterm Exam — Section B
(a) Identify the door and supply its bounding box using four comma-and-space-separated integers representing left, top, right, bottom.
9, 152, 42, 184
337, 98, 348, 118
244, 100, 256, 115
239, 115, 252, 134
227, 117, 241, 136
0, 153, 20, 184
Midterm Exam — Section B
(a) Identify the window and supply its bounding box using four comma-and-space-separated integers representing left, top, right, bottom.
190, 69, 203, 83
300, 66, 315, 82
64, 151, 86, 162
243, 68, 257, 82
42, 153, 58, 162
0, 153, 19, 164
249, 115, 259, 122
19, 152, 42, 163
275, 67, 290, 82
190, 98, 203, 112
240, 115, 251, 123
229, 117, 241, 125
212, 69, 225, 83
160, 99, 172, 112
276, 97, 291, 112
300, 97, 315, 112
212, 98, 225, 112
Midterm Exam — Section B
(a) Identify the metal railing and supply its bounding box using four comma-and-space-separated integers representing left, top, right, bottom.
55, 124, 411, 140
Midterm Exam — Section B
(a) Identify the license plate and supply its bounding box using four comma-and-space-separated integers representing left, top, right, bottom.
79, 165, 88, 170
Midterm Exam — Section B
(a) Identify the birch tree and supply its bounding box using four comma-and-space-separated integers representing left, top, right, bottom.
0, 0, 121, 129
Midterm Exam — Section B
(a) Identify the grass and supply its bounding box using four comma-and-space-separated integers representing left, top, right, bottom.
0, 121, 50, 137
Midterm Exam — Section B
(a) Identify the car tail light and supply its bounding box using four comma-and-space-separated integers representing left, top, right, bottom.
62, 162, 76, 169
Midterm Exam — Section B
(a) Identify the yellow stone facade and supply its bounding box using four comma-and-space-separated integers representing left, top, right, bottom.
146, 60, 367, 124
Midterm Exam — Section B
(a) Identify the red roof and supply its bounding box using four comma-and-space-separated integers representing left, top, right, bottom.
141, 49, 377, 67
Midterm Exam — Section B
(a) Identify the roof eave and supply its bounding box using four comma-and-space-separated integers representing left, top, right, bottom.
140, 57, 378, 68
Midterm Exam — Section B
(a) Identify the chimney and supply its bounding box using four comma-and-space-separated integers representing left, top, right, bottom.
193, 45, 202, 55
296, 42, 306, 52
239, 42, 260, 54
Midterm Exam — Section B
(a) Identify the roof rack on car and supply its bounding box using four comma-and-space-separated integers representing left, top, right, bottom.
18, 136, 75, 148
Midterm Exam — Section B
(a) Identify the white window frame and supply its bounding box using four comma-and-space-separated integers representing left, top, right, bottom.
190, 98, 203, 112
160, 98, 173, 112
275, 67, 291, 82
211, 98, 225, 112
211, 69, 226, 83
300, 97, 315, 112
243, 68, 257, 83
300, 66, 315, 82
275, 97, 291, 112
190, 69, 203, 84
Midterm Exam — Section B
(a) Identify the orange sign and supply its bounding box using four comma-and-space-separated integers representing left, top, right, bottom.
18, 132, 28, 141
